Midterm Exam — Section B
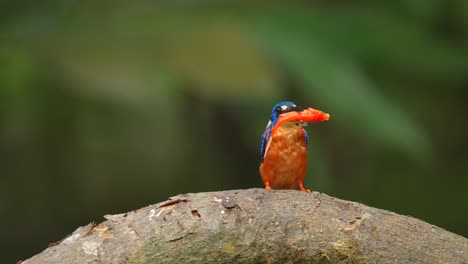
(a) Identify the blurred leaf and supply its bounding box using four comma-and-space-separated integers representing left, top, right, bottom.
455, 0, 468, 35
23, 8, 282, 105
382, 0, 444, 25
162, 22, 280, 101
241, 7, 468, 82
338, 9, 468, 79
0, 43, 40, 138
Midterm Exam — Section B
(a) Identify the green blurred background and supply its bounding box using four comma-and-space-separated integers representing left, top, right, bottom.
2, 1, 468, 262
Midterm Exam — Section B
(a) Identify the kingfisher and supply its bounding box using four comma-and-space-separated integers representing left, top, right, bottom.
259, 101, 330, 192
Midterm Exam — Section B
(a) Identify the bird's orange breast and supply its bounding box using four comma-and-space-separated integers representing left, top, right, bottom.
259, 124, 308, 189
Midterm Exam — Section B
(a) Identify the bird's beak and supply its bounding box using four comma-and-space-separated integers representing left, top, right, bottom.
285, 105, 303, 113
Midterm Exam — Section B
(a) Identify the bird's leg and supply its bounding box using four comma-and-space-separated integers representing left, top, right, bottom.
298, 182, 310, 193
265, 181, 271, 190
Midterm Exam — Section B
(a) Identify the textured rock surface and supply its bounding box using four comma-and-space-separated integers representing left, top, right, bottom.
24, 189, 468, 263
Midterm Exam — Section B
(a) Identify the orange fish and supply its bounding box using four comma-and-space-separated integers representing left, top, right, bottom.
259, 102, 330, 192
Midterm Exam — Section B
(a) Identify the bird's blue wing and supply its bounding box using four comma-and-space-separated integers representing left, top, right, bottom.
260, 127, 271, 163
303, 129, 309, 147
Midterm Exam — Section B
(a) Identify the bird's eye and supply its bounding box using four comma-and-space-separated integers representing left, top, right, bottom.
275, 106, 282, 115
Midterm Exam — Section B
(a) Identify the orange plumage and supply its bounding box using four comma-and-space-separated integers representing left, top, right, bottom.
260, 124, 309, 191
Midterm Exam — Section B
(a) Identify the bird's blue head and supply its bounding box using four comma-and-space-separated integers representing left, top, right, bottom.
259, 101, 304, 162
269, 101, 302, 128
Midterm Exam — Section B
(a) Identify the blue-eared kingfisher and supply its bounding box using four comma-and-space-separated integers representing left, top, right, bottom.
259, 101, 330, 192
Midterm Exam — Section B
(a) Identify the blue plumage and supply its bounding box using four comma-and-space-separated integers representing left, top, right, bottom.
260, 128, 271, 162
270, 101, 296, 127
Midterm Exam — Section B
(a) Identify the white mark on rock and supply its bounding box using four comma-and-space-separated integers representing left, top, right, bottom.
213, 197, 222, 203
62, 233, 81, 245
331, 241, 346, 248
156, 210, 163, 217
82, 241, 101, 256
221, 210, 225, 214
148, 209, 156, 221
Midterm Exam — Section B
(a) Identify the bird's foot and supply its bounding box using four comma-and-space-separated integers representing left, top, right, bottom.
265, 181, 271, 191
298, 182, 311, 193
